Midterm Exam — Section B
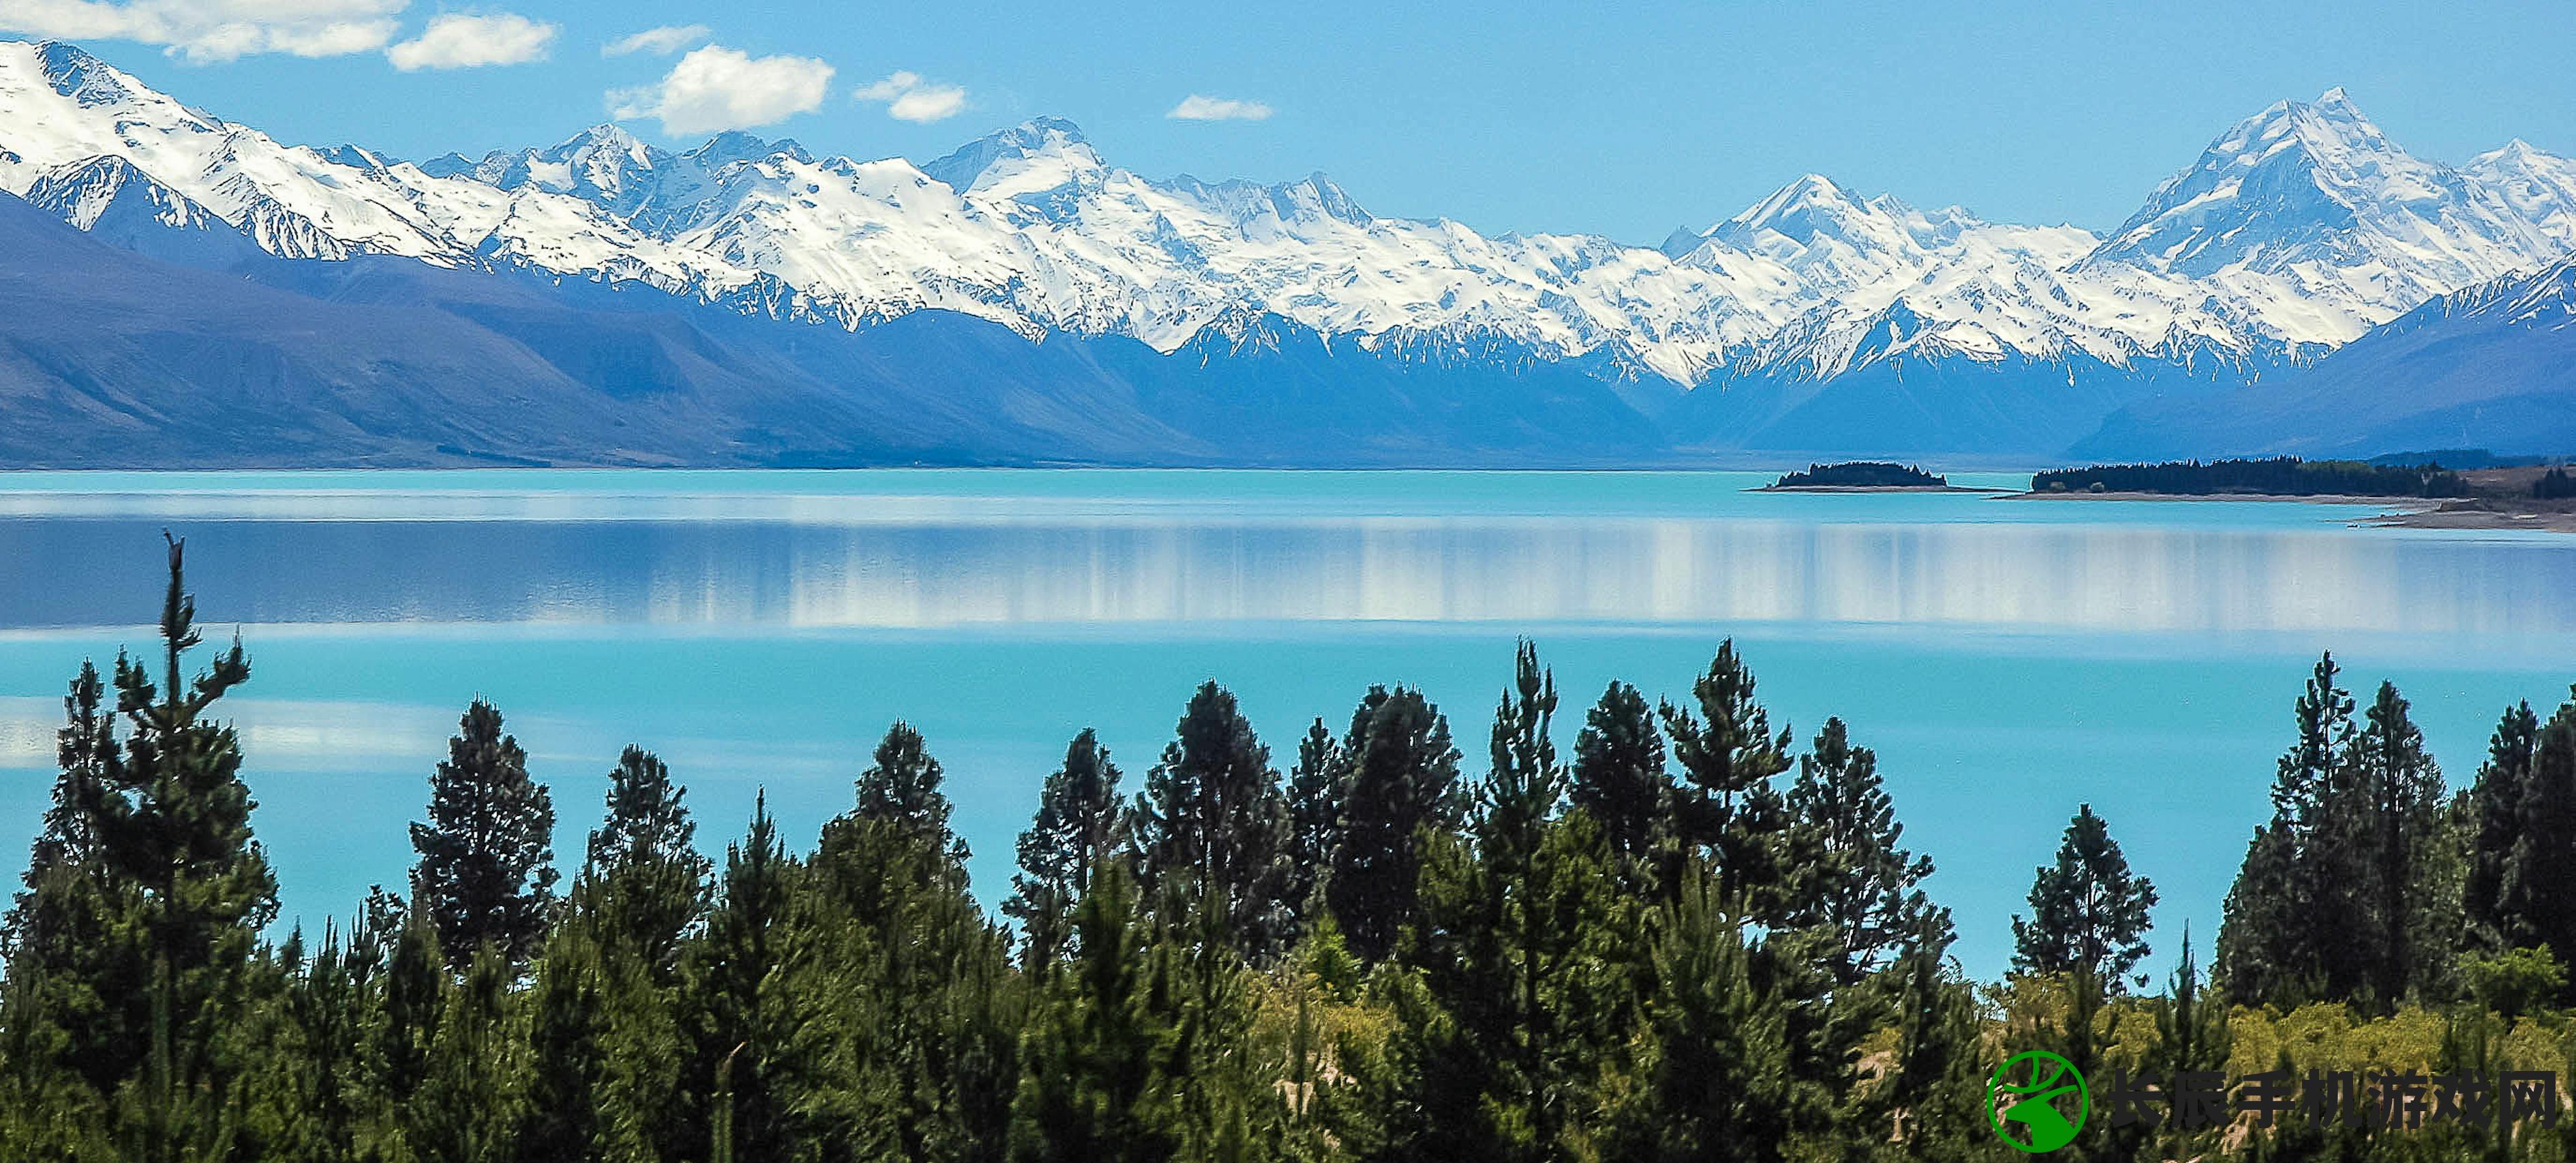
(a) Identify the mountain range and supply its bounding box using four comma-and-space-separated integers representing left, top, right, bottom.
1, 38, 2571, 468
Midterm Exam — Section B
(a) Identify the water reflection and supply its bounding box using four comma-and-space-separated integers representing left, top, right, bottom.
2, 512, 2569, 637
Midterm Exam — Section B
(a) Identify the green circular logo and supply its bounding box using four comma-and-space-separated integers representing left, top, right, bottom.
1986, 1051, 2089, 1153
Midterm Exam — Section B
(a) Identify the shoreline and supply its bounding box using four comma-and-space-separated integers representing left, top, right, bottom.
1754, 484, 2006, 494
2363, 502, 2576, 533
1998, 489, 2438, 507
2000, 489, 2576, 532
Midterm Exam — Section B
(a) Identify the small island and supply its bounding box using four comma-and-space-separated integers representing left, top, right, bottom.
1762, 461, 1952, 491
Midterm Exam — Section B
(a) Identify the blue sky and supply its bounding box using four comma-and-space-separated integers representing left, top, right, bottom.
10, 0, 2574, 241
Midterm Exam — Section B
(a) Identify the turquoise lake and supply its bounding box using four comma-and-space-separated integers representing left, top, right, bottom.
2, 468, 2571, 979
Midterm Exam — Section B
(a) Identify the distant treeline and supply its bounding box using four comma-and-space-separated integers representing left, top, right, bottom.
7, 542, 2576, 1162
2034, 457, 2467, 498
1769, 462, 1948, 488
2366, 449, 2554, 471
2536, 467, 2575, 500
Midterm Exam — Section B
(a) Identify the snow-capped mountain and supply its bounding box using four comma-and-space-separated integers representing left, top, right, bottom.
0, 40, 748, 283
1664, 173, 2275, 381
2083, 88, 2569, 347
1, 35, 2573, 465
22, 152, 266, 266
418, 125, 813, 236
2468, 139, 2576, 244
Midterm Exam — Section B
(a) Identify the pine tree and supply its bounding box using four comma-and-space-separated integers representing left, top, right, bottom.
1, 659, 152, 1108
1478, 640, 1569, 1156
106, 534, 280, 1163
1603, 866, 1801, 1163
1008, 729, 1126, 966
816, 722, 969, 925
2134, 931, 2234, 1160
0, 654, 149, 1163
2220, 663, 2470, 1009
2217, 653, 2360, 1006
812, 723, 1019, 1163
579, 746, 712, 977
521, 920, 684, 1163
372, 896, 448, 1145
1281, 718, 1344, 947
2465, 700, 2539, 948
1569, 679, 1670, 876
410, 698, 558, 967
407, 943, 530, 1163
519, 927, 609, 1163
1323, 685, 1461, 961
2495, 691, 2576, 973
1131, 682, 1293, 961
1775, 716, 1936, 987
1659, 640, 1794, 913
2011, 804, 2158, 993
5, 659, 120, 952
537, 747, 708, 1163
296, 922, 378, 1163
2215, 821, 2304, 1003
1007, 864, 1181, 1163
2150, 928, 2230, 1074
690, 792, 895, 1163
1401, 641, 1638, 1162
846, 721, 966, 865
2352, 680, 2453, 1004
1871, 907, 1981, 1163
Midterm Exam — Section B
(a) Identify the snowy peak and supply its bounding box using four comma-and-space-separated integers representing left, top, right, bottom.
28, 153, 214, 231
413, 124, 818, 236
1686, 172, 1997, 277
33, 41, 136, 107
24, 153, 266, 266
442, 124, 671, 210
1717, 173, 1871, 238
2085, 87, 2549, 309
312, 144, 388, 170
2466, 138, 2576, 245
921, 117, 1099, 195
684, 129, 805, 170
1268, 172, 1370, 226
1153, 170, 1371, 230
537, 123, 656, 179
2206, 87, 2401, 179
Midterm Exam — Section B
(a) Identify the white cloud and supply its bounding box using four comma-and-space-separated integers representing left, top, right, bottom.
853, 70, 966, 123
601, 23, 709, 57
850, 71, 918, 102
608, 44, 834, 137
385, 11, 555, 71
1167, 93, 1274, 122
0, 0, 408, 63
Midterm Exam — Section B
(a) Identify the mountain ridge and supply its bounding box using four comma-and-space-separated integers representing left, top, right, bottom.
1, 37, 2573, 466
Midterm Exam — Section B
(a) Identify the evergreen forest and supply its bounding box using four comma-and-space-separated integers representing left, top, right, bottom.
8, 541, 2576, 1162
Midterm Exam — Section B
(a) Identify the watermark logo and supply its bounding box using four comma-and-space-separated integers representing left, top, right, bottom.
1982, 1058, 2562, 1151
1987, 1051, 2089, 1153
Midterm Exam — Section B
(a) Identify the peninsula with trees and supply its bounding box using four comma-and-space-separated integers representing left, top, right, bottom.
2023, 455, 2576, 531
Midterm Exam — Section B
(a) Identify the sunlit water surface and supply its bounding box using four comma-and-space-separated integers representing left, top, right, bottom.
1, 469, 2569, 977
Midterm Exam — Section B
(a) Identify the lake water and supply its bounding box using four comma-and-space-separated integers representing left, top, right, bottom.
2, 469, 2570, 979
